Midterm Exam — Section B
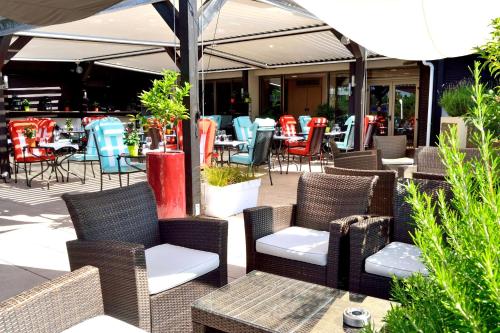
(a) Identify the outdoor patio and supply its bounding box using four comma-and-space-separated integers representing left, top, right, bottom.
0, 162, 306, 302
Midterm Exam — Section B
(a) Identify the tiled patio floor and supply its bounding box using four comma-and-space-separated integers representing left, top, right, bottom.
0, 159, 323, 301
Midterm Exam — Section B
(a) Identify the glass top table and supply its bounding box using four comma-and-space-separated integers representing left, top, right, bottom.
192, 271, 393, 333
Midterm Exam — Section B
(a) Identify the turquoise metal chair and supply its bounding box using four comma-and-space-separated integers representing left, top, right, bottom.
230, 122, 275, 185
91, 117, 146, 191
233, 116, 253, 151
298, 115, 312, 138
67, 120, 100, 183
336, 115, 355, 151
203, 115, 222, 130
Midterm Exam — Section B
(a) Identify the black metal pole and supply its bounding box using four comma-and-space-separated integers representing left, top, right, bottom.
179, 0, 201, 215
0, 35, 12, 180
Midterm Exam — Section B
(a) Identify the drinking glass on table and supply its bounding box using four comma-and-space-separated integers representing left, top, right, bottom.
145, 136, 152, 150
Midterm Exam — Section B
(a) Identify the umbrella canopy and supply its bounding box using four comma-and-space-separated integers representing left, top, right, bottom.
292, 0, 500, 60
0, 0, 121, 26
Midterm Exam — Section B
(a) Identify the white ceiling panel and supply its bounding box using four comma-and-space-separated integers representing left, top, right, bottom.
13, 38, 155, 61
211, 30, 352, 66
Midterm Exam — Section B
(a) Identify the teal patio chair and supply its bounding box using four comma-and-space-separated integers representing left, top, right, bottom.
91, 117, 146, 191
298, 115, 312, 138
203, 115, 222, 130
230, 122, 275, 185
233, 116, 253, 151
336, 115, 355, 151
67, 120, 100, 183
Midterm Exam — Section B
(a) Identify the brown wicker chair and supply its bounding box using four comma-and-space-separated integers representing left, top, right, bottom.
325, 166, 397, 216
415, 146, 480, 177
0, 266, 146, 332
349, 178, 451, 299
329, 141, 382, 170
62, 182, 228, 333
244, 173, 385, 289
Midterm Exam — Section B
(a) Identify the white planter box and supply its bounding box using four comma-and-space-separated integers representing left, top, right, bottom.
440, 116, 468, 148
204, 178, 261, 218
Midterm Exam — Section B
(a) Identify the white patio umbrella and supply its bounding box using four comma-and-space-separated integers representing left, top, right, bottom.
292, 0, 500, 60
0, 0, 122, 26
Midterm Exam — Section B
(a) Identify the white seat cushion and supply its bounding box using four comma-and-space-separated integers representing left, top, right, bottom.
145, 243, 219, 295
365, 241, 428, 278
382, 157, 414, 165
62, 315, 147, 333
256, 226, 329, 266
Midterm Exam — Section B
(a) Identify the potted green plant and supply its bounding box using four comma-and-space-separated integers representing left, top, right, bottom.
438, 81, 474, 148
138, 70, 191, 218
202, 166, 260, 218
22, 99, 30, 111
65, 118, 73, 132
23, 126, 36, 147
123, 124, 140, 157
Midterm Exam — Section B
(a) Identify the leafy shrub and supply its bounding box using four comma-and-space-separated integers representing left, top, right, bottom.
373, 62, 500, 333
438, 81, 474, 117
202, 166, 255, 187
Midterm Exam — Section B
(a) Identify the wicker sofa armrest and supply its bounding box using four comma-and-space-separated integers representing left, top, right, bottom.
412, 171, 446, 181
243, 205, 296, 272
326, 215, 371, 288
158, 218, 228, 286
0, 266, 103, 333
66, 240, 150, 332
348, 216, 392, 293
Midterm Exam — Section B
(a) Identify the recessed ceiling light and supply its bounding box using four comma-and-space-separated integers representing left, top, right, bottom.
291, 75, 298, 78
269, 44, 274, 48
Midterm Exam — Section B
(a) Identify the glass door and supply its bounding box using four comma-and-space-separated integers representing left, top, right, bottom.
366, 80, 418, 147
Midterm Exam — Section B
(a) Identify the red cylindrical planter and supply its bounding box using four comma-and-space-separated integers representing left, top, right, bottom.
147, 151, 186, 219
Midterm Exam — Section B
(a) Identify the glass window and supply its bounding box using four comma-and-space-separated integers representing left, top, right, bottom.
328, 73, 350, 124
260, 76, 282, 120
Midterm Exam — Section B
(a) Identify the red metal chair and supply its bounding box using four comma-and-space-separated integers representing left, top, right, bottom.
8, 120, 55, 185
198, 118, 216, 167
36, 118, 56, 143
279, 115, 305, 148
286, 117, 327, 173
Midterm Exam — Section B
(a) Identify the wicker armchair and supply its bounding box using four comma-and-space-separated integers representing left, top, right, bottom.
414, 146, 480, 180
0, 266, 146, 332
325, 166, 397, 216
330, 141, 382, 170
349, 178, 451, 299
244, 173, 384, 289
62, 182, 228, 333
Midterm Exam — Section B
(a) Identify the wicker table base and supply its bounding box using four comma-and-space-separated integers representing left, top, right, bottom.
192, 271, 392, 333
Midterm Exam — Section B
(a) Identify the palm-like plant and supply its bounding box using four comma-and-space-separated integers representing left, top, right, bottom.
139, 70, 191, 152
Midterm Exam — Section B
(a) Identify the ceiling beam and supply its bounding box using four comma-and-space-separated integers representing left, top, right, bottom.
153, 1, 181, 39
204, 48, 266, 69
0, 35, 12, 69
79, 47, 165, 62
165, 46, 181, 68
330, 29, 364, 59
198, 0, 227, 33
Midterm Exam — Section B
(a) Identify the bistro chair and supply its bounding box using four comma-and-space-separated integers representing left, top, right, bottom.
233, 116, 253, 151
89, 117, 146, 191
279, 114, 304, 148
63, 182, 228, 332
335, 115, 355, 151
286, 117, 327, 173
0, 266, 147, 332
198, 118, 217, 167
67, 118, 100, 183
203, 115, 222, 130
349, 178, 451, 299
244, 172, 381, 289
8, 119, 55, 185
230, 121, 275, 185
325, 166, 397, 216
298, 115, 312, 138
